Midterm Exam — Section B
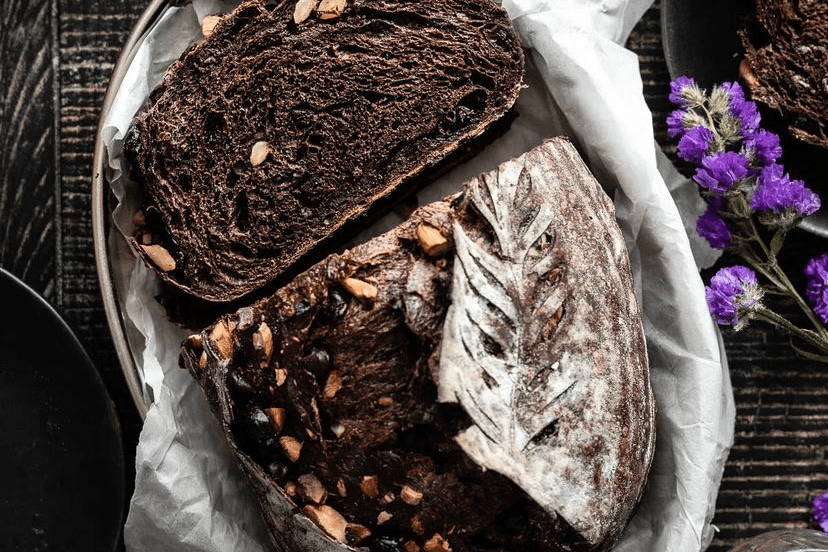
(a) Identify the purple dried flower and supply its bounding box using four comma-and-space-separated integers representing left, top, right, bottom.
678, 126, 714, 164
693, 151, 750, 193
705, 265, 764, 330
751, 164, 821, 217
696, 197, 731, 249
721, 81, 761, 135
720, 81, 761, 133
733, 101, 761, 135
667, 109, 686, 138
805, 254, 828, 325
720, 81, 745, 104
814, 489, 828, 532
744, 129, 782, 167
669, 76, 696, 106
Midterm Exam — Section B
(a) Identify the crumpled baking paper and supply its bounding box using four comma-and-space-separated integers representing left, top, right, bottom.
100, 1, 735, 550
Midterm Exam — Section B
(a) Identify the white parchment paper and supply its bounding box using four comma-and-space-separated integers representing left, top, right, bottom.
102, 1, 735, 550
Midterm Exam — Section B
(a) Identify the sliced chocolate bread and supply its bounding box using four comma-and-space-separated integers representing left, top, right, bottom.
180, 139, 656, 552
125, 0, 524, 302
740, 0, 828, 149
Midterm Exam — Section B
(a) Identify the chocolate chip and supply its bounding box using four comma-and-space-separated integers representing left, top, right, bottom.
300, 347, 331, 376
266, 461, 289, 480
325, 288, 349, 321
234, 407, 279, 460
371, 537, 404, 552
229, 369, 257, 396
294, 299, 313, 320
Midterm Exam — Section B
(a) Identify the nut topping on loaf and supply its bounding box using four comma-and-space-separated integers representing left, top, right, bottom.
181, 138, 655, 552
125, 0, 525, 302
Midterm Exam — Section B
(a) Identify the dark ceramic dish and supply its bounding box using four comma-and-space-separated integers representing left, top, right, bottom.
0, 268, 124, 551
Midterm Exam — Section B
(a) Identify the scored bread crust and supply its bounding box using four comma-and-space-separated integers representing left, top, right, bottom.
125, 0, 525, 302
180, 138, 655, 552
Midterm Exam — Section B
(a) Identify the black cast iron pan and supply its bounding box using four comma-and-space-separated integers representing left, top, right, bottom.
0, 268, 124, 551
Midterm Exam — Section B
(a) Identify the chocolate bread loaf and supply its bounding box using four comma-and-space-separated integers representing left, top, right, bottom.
180, 139, 656, 552
740, 0, 828, 149
124, 0, 524, 302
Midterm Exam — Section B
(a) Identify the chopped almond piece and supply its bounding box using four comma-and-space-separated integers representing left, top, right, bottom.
360, 475, 379, 498
297, 473, 328, 504
400, 485, 423, 506
264, 407, 287, 434
416, 222, 450, 257
346, 523, 372, 544
324, 370, 343, 399
280, 436, 303, 462
303, 504, 347, 541
424, 534, 452, 552
341, 277, 378, 301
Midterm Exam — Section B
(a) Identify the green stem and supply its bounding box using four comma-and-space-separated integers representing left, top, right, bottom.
754, 307, 828, 354
738, 195, 774, 261
734, 194, 828, 340
738, 247, 785, 291
790, 342, 828, 365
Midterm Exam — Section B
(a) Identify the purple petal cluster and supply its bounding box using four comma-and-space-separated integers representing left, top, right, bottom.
669, 76, 696, 107
667, 109, 686, 138
744, 129, 782, 167
696, 197, 731, 249
693, 152, 750, 193
678, 126, 713, 164
705, 265, 763, 329
814, 489, 828, 533
720, 81, 745, 103
751, 164, 821, 216
722, 81, 760, 134
667, 76, 823, 238
805, 254, 828, 325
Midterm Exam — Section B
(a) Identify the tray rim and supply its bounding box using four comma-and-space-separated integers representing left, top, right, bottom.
92, 0, 170, 419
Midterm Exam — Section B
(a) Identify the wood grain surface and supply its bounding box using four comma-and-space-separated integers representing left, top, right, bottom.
59, 3, 145, 549
0, 0, 825, 550
0, 1, 57, 299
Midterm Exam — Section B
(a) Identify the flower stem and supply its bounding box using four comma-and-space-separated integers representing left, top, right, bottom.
754, 307, 828, 354
735, 194, 828, 340
739, 247, 784, 290
699, 104, 724, 148
790, 342, 828, 364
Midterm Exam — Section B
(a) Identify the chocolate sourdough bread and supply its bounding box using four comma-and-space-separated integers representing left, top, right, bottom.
740, 0, 828, 149
180, 139, 656, 552
124, 0, 524, 302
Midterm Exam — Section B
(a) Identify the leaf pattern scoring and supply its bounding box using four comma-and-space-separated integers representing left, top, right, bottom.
438, 139, 655, 547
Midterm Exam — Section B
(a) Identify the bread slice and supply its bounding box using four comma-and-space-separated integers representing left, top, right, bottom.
124, 0, 524, 302
180, 138, 655, 552
740, 0, 828, 149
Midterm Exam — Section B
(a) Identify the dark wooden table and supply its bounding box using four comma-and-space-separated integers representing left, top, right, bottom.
2, 1, 826, 550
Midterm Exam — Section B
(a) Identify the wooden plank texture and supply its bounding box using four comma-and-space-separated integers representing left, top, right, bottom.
0, 0, 815, 550
0, 1, 57, 300
57, 3, 145, 549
